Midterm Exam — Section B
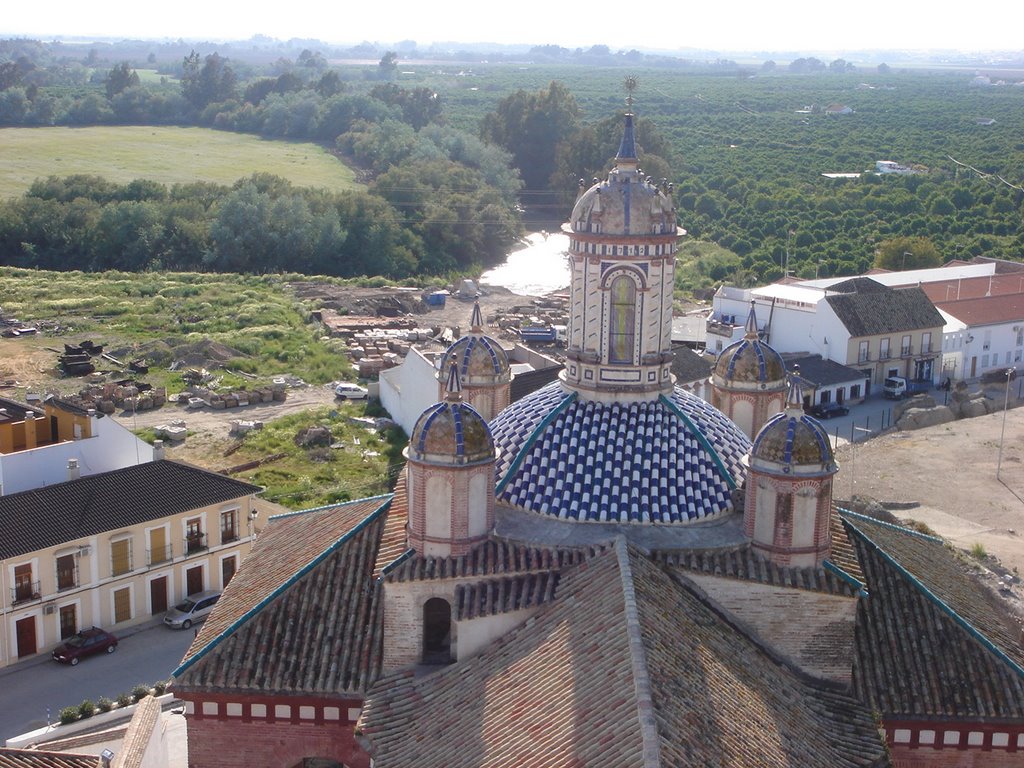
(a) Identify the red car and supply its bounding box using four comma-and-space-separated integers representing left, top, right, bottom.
52, 627, 118, 665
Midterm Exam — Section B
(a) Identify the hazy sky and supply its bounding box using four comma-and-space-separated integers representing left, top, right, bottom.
3, 0, 1022, 53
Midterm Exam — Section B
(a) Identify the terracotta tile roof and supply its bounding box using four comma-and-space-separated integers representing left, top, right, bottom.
935, 293, 1024, 326
844, 512, 1024, 718
112, 695, 160, 768
0, 460, 260, 559
173, 495, 393, 695
360, 541, 889, 767
454, 572, 561, 620
654, 545, 859, 597
0, 751, 97, 768
374, 471, 410, 578
384, 538, 595, 583
828, 508, 866, 586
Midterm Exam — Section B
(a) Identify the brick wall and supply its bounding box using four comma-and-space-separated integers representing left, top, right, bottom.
179, 692, 368, 768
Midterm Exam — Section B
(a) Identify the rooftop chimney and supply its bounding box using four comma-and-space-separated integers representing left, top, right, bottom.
153, 440, 165, 461
67, 458, 80, 482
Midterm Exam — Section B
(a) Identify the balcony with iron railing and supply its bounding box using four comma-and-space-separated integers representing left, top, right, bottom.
221, 527, 239, 545
11, 580, 41, 606
56, 563, 79, 592
147, 544, 173, 567
901, 345, 913, 357
185, 532, 208, 555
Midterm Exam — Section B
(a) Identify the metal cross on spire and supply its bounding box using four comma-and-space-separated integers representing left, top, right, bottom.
624, 76, 638, 111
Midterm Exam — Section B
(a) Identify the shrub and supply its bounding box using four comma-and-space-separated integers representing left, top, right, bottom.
970, 542, 988, 560
153, 679, 168, 695
97, 696, 114, 712
132, 683, 151, 702
116, 692, 133, 708
59, 706, 80, 725
77, 699, 96, 719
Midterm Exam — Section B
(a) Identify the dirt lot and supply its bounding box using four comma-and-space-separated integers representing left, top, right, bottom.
835, 403, 1024, 615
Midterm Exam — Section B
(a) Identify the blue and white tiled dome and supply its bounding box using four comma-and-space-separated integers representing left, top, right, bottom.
489, 382, 751, 523
438, 334, 511, 387
713, 304, 786, 387
750, 377, 836, 474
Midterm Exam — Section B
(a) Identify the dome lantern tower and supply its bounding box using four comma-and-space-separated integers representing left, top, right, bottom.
744, 370, 839, 568
406, 365, 496, 558
560, 84, 682, 404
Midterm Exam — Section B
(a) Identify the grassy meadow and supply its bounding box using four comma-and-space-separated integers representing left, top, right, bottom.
0, 126, 359, 198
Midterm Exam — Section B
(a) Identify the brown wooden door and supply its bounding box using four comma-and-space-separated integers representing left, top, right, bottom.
59, 604, 77, 640
15, 616, 36, 657
186, 566, 203, 596
150, 576, 168, 615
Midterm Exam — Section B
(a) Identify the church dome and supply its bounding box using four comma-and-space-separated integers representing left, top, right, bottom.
438, 334, 510, 386
569, 114, 677, 238
409, 400, 494, 465
409, 366, 494, 466
488, 382, 751, 524
713, 304, 786, 387
750, 377, 836, 474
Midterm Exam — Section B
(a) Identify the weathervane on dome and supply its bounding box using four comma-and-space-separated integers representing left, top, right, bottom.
624, 75, 638, 111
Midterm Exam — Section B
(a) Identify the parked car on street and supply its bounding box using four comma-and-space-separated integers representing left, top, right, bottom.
52, 627, 118, 665
809, 402, 850, 419
334, 382, 369, 400
163, 591, 221, 630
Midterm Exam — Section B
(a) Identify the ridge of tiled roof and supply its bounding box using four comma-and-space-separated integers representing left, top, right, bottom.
654, 545, 859, 597
844, 512, 1024, 718
373, 470, 410, 578
384, 538, 598, 583
825, 285, 943, 337
361, 542, 889, 767
0, 750, 98, 768
454, 572, 562, 621
827, 508, 866, 587
0, 460, 261, 560
173, 494, 392, 694
359, 542, 654, 767
636, 555, 889, 767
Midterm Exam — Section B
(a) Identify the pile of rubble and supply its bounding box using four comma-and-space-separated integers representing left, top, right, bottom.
64, 381, 167, 414
174, 383, 287, 410
349, 328, 435, 377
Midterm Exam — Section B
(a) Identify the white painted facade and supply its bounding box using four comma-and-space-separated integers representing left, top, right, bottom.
0, 413, 155, 496
378, 347, 442, 437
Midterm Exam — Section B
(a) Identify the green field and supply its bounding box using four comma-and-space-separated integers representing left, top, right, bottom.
0, 126, 359, 198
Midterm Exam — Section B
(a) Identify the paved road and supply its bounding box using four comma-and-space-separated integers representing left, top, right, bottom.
0, 620, 195, 744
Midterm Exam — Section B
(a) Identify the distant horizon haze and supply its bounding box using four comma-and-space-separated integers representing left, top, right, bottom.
3, 0, 1024, 57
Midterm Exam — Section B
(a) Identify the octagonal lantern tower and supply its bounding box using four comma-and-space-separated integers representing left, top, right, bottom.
561, 95, 683, 404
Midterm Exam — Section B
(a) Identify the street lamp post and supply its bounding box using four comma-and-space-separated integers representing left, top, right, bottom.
996, 368, 1013, 479
849, 426, 872, 499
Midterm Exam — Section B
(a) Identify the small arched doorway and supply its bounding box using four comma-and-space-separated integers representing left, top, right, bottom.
422, 597, 452, 664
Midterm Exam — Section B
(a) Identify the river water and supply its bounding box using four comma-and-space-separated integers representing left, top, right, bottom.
479, 231, 571, 296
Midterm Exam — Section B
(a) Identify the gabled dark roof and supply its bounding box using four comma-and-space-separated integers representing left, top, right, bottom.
844, 512, 1024, 718
785, 354, 867, 387
174, 495, 393, 695
0, 460, 260, 559
0, 396, 43, 424
671, 343, 713, 384
825, 285, 944, 337
360, 541, 890, 767
509, 365, 563, 403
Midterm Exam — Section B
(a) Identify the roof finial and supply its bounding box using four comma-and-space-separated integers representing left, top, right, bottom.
786, 366, 805, 414
470, 300, 483, 333
445, 363, 463, 401
624, 75, 638, 112
744, 301, 759, 339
